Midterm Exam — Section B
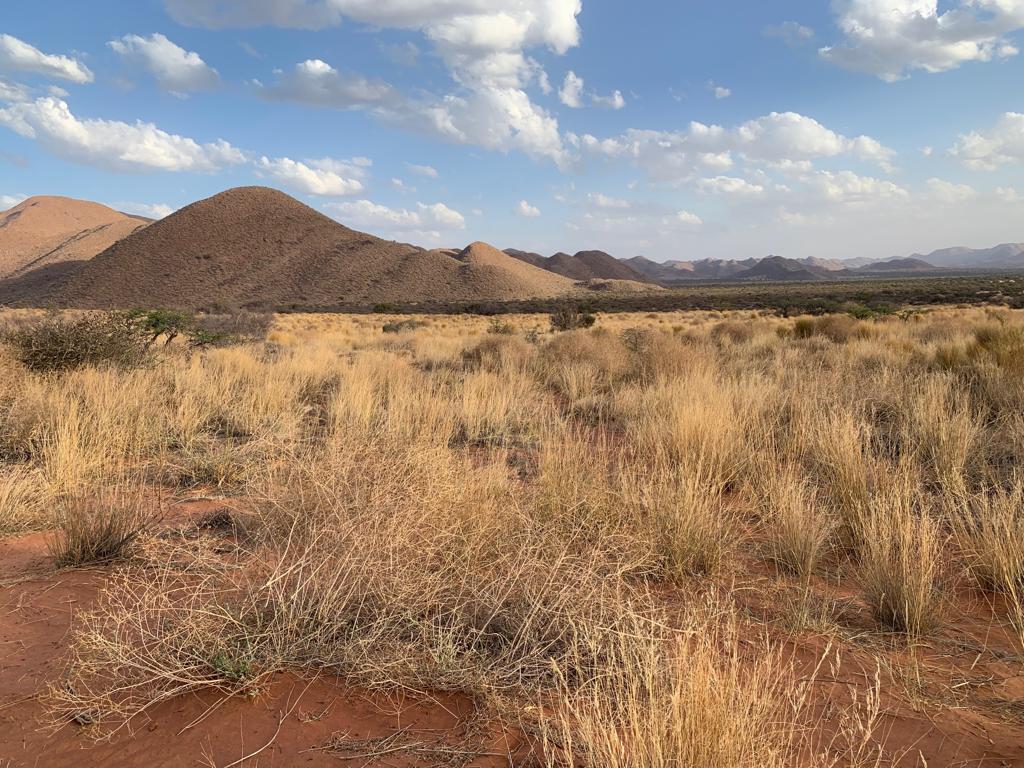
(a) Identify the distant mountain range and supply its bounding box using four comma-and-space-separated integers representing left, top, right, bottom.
506, 243, 1024, 285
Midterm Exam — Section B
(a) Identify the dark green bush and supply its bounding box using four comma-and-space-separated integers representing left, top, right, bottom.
551, 307, 596, 332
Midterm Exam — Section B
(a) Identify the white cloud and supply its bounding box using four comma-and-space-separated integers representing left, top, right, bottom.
1, 193, 27, 210
516, 199, 541, 217
763, 21, 815, 45
256, 156, 366, 195
588, 192, 630, 209
675, 210, 703, 227
559, 70, 584, 108
708, 81, 731, 100
821, 0, 1024, 81
949, 112, 1024, 170
996, 186, 1020, 202
807, 170, 909, 203
580, 111, 895, 181
109, 33, 219, 94
698, 176, 766, 197
324, 198, 465, 232
560, 70, 624, 109
391, 177, 414, 192
180, 1, 582, 166
0, 97, 245, 172
0, 78, 29, 103
406, 162, 438, 178
259, 59, 401, 109
0, 33, 93, 84
592, 89, 625, 110
925, 177, 977, 203
114, 201, 176, 218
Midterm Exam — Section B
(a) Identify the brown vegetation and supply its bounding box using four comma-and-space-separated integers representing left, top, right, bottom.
2, 306, 1024, 766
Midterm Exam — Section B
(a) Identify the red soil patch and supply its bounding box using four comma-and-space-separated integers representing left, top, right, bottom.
0, 508, 532, 768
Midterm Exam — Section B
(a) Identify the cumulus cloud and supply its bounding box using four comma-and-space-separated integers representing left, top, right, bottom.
925, 177, 977, 203
578, 111, 896, 181
821, 0, 1024, 81
949, 112, 1024, 170
560, 70, 625, 109
806, 170, 909, 203
559, 70, 584, 108
256, 156, 367, 195
406, 162, 438, 178
324, 198, 465, 233
380, 41, 420, 67
675, 210, 703, 227
175, 1, 583, 165
763, 21, 815, 45
109, 33, 219, 94
516, 200, 541, 217
698, 176, 766, 197
0, 33, 93, 84
0, 97, 245, 172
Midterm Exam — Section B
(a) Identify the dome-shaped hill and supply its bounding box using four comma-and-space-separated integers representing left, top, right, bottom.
0, 196, 148, 282
20, 187, 579, 309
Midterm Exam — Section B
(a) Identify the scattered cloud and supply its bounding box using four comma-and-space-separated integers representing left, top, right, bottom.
516, 199, 541, 217
820, 0, 1024, 81
406, 162, 438, 178
256, 156, 366, 195
675, 210, 703, 227
698, 176, 766, 197
578, 111, 896, 181
0, 78, 30, 103
949, 112, 1024, 170
324, 198, 465, 233
925, 177, 977, 203
109, 33, 219, 94
996, 186, 1020, 202
0, 97, 245, 172
0, 33, 93, 84
114, 201, 176, 218
559, 70, 584, 108
591, 89, 626, 110
560, 70, 625, 109
179, 1, 583, 166
708, 81, 731, 99
588, 192, 630, 209
258, 59, 401, 109
763, 21, 815, 46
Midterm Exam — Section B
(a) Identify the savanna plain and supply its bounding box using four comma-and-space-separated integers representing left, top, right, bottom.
2, 306, 1024, 767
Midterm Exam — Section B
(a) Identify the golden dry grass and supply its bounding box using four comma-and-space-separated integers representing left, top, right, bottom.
3, 305, 1024, 762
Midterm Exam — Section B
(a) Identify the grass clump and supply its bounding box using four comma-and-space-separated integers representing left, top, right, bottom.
48, 485, 156, 568
859, 480, 944, 637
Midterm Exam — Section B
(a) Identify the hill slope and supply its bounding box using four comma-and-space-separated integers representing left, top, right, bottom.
733, 256, 832, 282
17, 187, 576, 309
507, 248, 652, 282
915, 243, 1024, 269
0, 196, 148, 281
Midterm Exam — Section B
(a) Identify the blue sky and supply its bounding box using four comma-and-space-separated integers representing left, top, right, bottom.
1, 1, 1022, 261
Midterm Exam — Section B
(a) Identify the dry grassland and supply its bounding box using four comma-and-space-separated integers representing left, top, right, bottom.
3, 306, 1024, 766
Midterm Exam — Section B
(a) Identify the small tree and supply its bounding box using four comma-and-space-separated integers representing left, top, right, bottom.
551, 306, 597, 332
